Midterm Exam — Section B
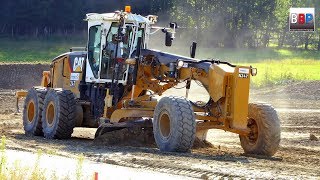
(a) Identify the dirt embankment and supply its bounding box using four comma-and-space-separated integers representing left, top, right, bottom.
0, 64, 49, 89
250, 81, 320, 109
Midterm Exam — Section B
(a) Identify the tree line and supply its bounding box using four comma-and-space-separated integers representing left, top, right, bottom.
0, 0, 319, 50
0, 0, 154, 37
170, 0, 320, 50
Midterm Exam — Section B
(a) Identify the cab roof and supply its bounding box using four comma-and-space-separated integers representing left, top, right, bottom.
85, 12, 151, 24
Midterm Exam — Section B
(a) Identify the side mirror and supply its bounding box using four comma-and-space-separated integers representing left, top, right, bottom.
162, 22, 177, 47
165, 32, 173, 47
169, 22, 177, 29
190, 42, 197, 58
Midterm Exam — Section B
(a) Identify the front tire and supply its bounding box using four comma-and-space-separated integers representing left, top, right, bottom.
240, 103, 280, 156
23, 87, 47, 136
153, 96, 196, 152
42, 89, 76, 139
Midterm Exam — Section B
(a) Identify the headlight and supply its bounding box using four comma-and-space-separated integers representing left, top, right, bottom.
251, 67, 257, 76
177, 60, 184, 69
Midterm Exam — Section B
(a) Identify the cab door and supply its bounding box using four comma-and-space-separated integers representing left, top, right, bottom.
100, 22, 128, 81
85, 25, 102, 82
85, 22, 139, 85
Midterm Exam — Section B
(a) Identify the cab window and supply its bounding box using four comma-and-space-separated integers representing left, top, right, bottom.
87, 25, 102, 78
100, 22, 132, 79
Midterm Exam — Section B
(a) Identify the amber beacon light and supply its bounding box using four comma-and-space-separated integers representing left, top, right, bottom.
125, 6, 131, 13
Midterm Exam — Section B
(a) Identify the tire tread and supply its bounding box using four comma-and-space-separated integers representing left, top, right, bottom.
153, 96, 196, 152
240, 103, 280, 156
23, 87, 47, 136
42, 89, 76, 139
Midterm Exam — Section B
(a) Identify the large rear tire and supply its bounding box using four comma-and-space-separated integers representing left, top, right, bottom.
240, 103, 280, 156
42, 89, 76, 139
153, 96, 196, 152
23, 87, 47, 136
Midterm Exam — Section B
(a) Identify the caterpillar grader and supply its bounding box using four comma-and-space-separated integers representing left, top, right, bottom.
16, 6, 280, 156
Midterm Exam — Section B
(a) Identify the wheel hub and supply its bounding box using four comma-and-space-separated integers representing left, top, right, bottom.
27, 100, 35, 123
46, 102, 55, 126
159, 111, 171, 139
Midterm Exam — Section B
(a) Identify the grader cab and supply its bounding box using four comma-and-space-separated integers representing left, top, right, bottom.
17, 7, 280, 156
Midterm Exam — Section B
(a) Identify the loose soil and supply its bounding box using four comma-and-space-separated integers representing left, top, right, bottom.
0, 63, 49, 89
0, 64, 319, 179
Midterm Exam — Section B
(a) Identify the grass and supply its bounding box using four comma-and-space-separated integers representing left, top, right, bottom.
0, 36, 86, 63
0, 135, 87, 180
1, 37, 319, 63
30, 149, 46, 180
0, 37, 319, 86
149, 46, 320, 86
0, 136, 7, 179
76, 154, 84, 180
10, 160, 26, 180
248, 59, 320, 87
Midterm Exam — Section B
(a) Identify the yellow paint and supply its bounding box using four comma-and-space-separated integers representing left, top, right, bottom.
208, 64, 233, 102
51, 55, 81, 98
229, 66, 250, 130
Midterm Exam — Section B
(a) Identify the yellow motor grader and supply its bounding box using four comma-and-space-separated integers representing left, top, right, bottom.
17, 7, 280, 156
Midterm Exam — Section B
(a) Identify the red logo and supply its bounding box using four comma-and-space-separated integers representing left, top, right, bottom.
298, 14, 305, 24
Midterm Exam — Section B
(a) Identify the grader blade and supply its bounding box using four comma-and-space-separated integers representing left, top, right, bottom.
95, 123, 127, 138
94, 119, 153, 139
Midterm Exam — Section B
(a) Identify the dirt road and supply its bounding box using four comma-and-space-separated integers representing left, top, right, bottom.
0, 64, 319, 179
4, 149, 190, 179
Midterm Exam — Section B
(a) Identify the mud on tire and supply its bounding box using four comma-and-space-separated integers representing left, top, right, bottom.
240, 103, 280, 156
153, 96, 196, 152
23, 87, 47, 136
42, 89, 76, 139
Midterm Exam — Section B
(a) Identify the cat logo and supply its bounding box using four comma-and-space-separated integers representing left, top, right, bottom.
73, 57, 85, 72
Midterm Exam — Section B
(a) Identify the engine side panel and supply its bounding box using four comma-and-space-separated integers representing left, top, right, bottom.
51, 51, 87, 98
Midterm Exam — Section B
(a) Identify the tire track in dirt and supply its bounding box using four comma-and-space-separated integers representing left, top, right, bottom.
1, 112, 319, 179
87, 148, 315, 179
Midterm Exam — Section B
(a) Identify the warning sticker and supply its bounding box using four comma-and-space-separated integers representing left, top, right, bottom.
70, 73, 80, 81
239, 68, 249, 74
